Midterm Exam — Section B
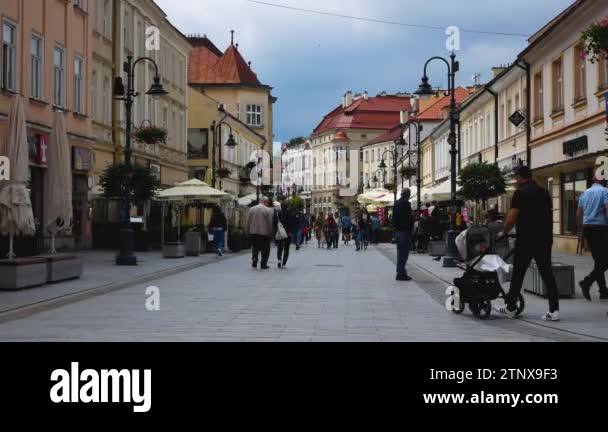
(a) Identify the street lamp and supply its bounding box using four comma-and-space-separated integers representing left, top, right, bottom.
114, 55, 167, 266
415, 52, 460, 267
379, 114, 408, 209
408, 121, 423, 213
210, 112, 238, 189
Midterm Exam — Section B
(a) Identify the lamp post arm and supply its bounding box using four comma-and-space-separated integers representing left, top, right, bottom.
422, 56, 451, 80
132, 56, 161, 77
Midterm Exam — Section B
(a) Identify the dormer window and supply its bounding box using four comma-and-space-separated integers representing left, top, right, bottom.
246, 104, 263, 127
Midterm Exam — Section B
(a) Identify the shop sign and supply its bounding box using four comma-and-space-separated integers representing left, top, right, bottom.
500, 154, 525, 176
563, 136, 588, 156
509, 110, 526, 128
28, 134, 48, 165
72, 147, 93, 171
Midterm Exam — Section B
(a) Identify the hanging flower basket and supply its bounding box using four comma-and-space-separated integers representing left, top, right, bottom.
580, 18, 608, 63
134, 125, 167, 145
217, 167, 232, 179
400, 166, 418, 178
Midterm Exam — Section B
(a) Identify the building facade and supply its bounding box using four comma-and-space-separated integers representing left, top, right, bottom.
188, 33, 276, 196
281, 140, 313, 210
0, 0, 94, 252
310, 91, 412, 216
522, 0, 608, 252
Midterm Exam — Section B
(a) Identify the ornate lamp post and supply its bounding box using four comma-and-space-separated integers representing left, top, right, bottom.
210, 109, 238, 189
408, 121, 423, 213
415, 52, 460, 267
378, 114, 408, 207
113, 55, 167, 266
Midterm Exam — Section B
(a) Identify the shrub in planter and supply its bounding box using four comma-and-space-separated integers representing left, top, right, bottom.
134, 126, 167, 145
228, 229, 248, 252
580, 18, 608, 63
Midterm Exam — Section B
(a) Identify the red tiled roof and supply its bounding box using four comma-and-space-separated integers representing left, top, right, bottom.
414, 87, 472, 121
189, 37, 263, 86
312, 95, 412, 137
365, 124, 403, 146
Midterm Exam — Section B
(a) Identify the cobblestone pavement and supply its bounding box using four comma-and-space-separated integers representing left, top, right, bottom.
0, 241, 597, 342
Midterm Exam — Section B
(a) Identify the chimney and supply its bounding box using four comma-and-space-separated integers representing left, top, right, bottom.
492, 66, 507, 78
411, 97, 419, 114
363, 91, 368, 100
344, 91, 353, 108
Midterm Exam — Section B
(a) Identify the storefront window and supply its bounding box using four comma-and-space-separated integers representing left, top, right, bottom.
561, 171, 589, 236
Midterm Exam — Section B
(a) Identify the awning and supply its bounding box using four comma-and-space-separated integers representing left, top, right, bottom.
422, 180, 461, 203
156, 179, 231, 204
357, 188, 395, 207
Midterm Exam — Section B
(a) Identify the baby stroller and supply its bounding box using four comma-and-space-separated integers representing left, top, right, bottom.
446, 225, 524, 320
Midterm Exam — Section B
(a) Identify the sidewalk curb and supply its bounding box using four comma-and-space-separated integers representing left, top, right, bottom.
375, 245, 608, 342
0, 252, 246, 325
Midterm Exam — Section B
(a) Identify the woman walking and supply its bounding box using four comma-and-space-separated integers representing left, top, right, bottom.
274, 201, 295, 269
209, 206, 228, 257
325, 213, 339, 250
314, 211, 325, 248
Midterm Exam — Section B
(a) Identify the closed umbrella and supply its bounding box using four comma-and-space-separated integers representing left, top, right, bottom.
0, 96, 35, 258
44, 110, 72, 254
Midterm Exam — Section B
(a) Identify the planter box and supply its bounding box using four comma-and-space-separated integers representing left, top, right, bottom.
0, 257, 47, 291
163, 242, 185, 259
524, 262, 575, 298
184, 232, 201, 257
43, 254, 83, 283
428, 241, 447, 257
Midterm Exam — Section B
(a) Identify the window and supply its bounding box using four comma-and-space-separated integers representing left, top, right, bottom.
561, 171, 589, 235
574, 44, 587, 102
246, 104, 263, 127
30, 36, 42, 99
599, 53, 608, 90
534, 72, 543, 121
103, 76, 110, 124
73, 57, 84, 114
102, 0, 110, 35
91, 71, 97, 119
187, 128, 209, 159
53, 47, 65, 107
2, 21, 17, 91
552, 58, 563, 112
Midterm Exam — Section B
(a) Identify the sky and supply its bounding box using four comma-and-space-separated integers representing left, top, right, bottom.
155, 0, 574, 147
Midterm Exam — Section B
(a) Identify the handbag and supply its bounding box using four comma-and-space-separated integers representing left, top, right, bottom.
275, 222, 288, 241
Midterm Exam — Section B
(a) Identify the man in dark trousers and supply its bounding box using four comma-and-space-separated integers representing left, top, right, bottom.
577, 176, 608, 301
497, 166, 560, 321
392, 188, 414, 282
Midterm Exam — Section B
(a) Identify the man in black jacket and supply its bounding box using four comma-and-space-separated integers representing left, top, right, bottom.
392, 188, 414, 281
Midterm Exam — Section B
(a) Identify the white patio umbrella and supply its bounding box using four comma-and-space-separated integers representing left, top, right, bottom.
44, 110, 73, 254
156, 179, 231, 245
0, 96, 35, 258
237, 192, 280, 208
357, 188, 395, 207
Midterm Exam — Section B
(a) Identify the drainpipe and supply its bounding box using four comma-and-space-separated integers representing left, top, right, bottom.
516, 60, 531, 168
486, 87, 499, 164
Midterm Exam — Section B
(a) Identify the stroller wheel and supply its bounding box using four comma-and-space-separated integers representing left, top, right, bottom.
514, 294, 526, 316
470, 298, 492, 320
450, 298, 465, 314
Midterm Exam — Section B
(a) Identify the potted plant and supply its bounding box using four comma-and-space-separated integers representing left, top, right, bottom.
134, 125, 167, 145
217, 167, 232, 179
228, 228, 247, 252
399, 166, 418, 179
580, 18, 608, 63
458, 162, 507, 223
99, 163, 161, 253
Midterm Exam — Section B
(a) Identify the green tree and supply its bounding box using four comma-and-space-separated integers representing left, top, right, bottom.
286, 196, 305, 211
99, 163, 160, 203
458, 162, 507, 222
288, 136, 307, 147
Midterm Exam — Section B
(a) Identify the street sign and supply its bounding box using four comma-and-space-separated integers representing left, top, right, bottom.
509, 110, 526, 128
